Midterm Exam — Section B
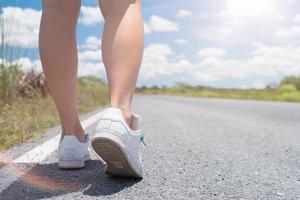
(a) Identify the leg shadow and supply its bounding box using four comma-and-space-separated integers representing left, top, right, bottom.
83, 175, 141, 196
0, 160, 141, 200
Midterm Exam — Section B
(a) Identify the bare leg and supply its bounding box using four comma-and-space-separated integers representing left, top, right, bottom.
39, 0, 85, 141
99, 0, 144, 125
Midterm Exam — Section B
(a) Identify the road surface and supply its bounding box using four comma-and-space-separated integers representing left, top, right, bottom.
0, 95, 299, 200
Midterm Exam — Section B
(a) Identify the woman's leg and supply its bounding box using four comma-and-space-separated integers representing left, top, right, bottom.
39, 0, 85, 142
98, 0, 144, 126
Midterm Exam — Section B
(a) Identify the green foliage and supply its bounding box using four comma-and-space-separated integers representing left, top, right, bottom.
77, 77, 109, 113
0, 65, 48, 103
0, 64, 23, 101
276, 92, 300, 102
0, 8, 25, 103
0, 6, 109, 150
0, 76, 109, 150
17, 71, 48, 98
137, 80, 300, 103
280, 76, 300, 90
78, 76, 106, 85
278, 84, 297, 94
0, 97, 58, 150
277, 84, 300, 102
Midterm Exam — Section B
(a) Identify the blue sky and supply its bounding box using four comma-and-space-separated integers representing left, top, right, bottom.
1, 0, 300, 88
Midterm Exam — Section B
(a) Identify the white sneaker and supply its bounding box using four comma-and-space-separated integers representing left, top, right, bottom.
58, 135, 91, 169
92, 108, 144, 178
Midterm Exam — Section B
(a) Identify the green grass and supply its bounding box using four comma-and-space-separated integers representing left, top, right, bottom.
137, 84, 300, 103
0, 97, 58, 150
0, 11, 110, 150
0, 77, 109, 151
77, 76, 110, 113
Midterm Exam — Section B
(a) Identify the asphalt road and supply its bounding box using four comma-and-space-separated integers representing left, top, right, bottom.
0, 95, 300, 200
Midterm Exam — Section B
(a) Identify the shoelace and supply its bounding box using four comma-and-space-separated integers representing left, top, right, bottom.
140, 135, 147, 146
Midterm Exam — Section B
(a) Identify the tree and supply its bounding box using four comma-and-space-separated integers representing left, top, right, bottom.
280, 76, 300, 90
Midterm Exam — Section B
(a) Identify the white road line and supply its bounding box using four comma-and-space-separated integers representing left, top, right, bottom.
0, 111, 102, 193
0, 167, 18, 190
13, 111, 102, 164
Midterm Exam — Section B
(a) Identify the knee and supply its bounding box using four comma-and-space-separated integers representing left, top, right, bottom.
42, 0, 81, 18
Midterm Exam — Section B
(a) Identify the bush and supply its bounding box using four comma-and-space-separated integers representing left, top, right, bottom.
0, 11, 26, 103
278, 84, 297, 94
0, 65, 48, 103
280, 76, 300, 90
17, 71, 48, 98
0, 98, 58, 150
277, 92, 300, 102
77, 77, 109, 113
0, 76, 109, 150
0, 64, 23, 102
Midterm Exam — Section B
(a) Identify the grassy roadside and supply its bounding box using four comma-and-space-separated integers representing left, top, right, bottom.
136, 78, 300, 103
0, 12, 109, 150
0, 76, 109, 151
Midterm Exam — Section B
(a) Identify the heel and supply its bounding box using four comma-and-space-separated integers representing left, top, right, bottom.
58, 160, 85, 169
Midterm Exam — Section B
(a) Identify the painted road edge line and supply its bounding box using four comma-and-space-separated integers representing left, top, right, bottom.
13, 111, 102, 164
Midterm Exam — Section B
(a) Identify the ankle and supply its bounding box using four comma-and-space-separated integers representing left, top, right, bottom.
62, 120, 85, 142
121, 109, 133, 127
110, 105, 133, 127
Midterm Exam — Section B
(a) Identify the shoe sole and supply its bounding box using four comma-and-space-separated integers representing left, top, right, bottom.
58, 160, 85, 169
58, 154, 90, 169
91, 137, 142, 178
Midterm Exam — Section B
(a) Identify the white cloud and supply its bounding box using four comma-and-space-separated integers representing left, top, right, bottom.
0, 6, 103, 48
294, 14, 300, 23
198, 48, 226, 58
77, 35, 104, 77
78, 35, 102, 64
176, 9, 192, 18
78, 61, 105, 77
252, 80, 266, 89
147, 15, 178, 32
275, 26, 300, 38
80, 36, 101, 50
195, 0, 286, 45
12, 52, 104, 77
144, 23, 152, 34
79, 6, 103, 26
221, 0, 277, 18
196, 26, 235, 44
3, 2, 300, 88
0, 7, 41, 48
8, 42, 300, 88
175, 38, 187, 44
140, 43, 300, 86
196, 13, 285, 45
77, 48, 104, 77
78, 49, 102, 62
141, 43, 192, 78
194, 44, 300, 81
12, 57, 42, 73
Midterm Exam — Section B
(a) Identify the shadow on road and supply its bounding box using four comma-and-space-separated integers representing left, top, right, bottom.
0, 160, 141, 200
